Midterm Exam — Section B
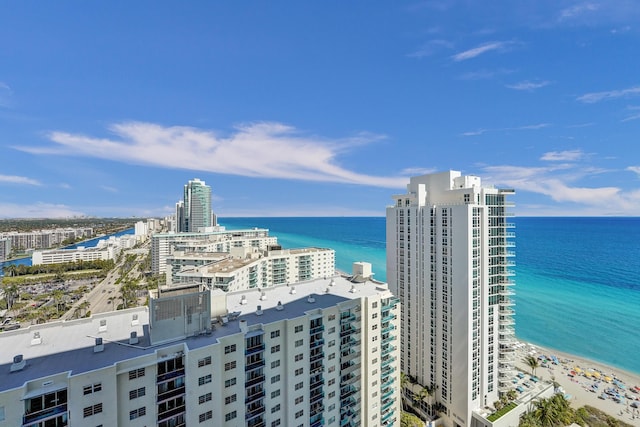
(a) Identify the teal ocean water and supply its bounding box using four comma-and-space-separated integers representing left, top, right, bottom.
221, 217, 640, 375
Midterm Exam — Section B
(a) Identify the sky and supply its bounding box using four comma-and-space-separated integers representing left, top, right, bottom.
1, 1, 640, 218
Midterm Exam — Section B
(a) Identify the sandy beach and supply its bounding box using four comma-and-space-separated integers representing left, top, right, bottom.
513, 341, 640, 426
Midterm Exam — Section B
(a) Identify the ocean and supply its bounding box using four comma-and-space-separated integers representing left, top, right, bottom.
220, 217, 640, 375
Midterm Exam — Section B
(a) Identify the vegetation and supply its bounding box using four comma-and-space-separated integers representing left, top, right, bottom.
400, 411, 424, 427
0, 217, 135, 234
488, 402, 518, 422
3, 259, 115, 278
518, 394, 634, 427
524, 355, 541, 377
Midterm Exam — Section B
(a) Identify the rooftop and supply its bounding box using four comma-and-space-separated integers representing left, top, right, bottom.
0, 273, 390, 393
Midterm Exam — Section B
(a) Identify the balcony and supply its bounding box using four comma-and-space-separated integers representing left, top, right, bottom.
245, 404, 265, 420
157, 386, 185, 403
23, 404, 68, 425
156, 368, 185, 383
382, 345, 396, 355
310, 338, 325, 348
246, 359, 265, 371
310, 325, 325, 335
310, 391, 325, 404
245, 374, 265, 387
157, 405, 186, 423
245, 343, 265, 356
246, 389, 265, 403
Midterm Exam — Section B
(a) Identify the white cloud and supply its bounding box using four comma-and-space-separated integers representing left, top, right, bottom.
558, 2, 600, 21
407, 39, 453, 58
627, 166, 640, 177
459, 68, 515, 81
506, 80, 551, 91
0, 82, 11, 107
100, 185, 118, 193
540, 150, 584, 161
16, 121, 408, 189
0, 202, 85, 219
0, 174, 41, 186
399, 167, 438, 176
461, 123, 549, 137
451, 41, 513, 62
577, 86, 640, 103
482, 164, 640, 214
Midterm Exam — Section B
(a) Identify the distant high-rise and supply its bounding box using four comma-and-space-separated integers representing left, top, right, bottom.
387, 171, 516, 427
179, 178, 215, 232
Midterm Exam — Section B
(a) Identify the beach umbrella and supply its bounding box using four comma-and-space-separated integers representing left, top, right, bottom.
592, 372, 601, 379
574, 367, 582, 373
585, 372, 592, 378
604, 376, 612, 382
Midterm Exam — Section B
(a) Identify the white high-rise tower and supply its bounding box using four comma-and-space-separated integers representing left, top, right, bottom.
386, 171, 516, 427
180, 178, 214, 232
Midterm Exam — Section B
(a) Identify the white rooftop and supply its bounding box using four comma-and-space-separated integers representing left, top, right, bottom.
0, 274, 390, 393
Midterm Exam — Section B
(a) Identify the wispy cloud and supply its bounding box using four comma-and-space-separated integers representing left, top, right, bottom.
0, 174, 42, 186
621, 105, 640, 122
16, 121, 408, 189
459, 68, 515, 81
461, 123, 549, 137
0, 202, 85, 219
627, 166, 640, 177
451, 41, 513, 62
100, 185, 118, 193
0, 82, 12, 107
540, 149, 584, 161
558, 2, 600, 22
577, 86, 640, 103
399, 167, 438, 176
506, 80, 551, 91
407, 39, 453, 58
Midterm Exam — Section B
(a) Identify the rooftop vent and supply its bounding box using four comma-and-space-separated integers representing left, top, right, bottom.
129, 331, 139, 345
330, 278, 336, 286
240, 295, 247, 305
260, 291, 267, 301
307, 294, 316, 303
349, 285, 356, 293
10, 354, 25, 372
239, 319, 248, 333
94, 337, 104, 353
325, 287, 330, 294
31, 331, 42, 346
256, 305, 263, 316
290, 287, 296, 295
276, 301, 284, 311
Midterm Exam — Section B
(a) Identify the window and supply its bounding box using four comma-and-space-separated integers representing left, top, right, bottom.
328, 353, 335, 360
272, 420, 281, 427
83, 403, 103, 418
271, 345, 280, 353
295, 339, 303, 347
328, 378, 335, 386
372, 302, 378, 308
225, 344, 236, 354
198, 374, 212, 386
199, 393, 212, 404
329, 326, 335, 334
271, 360, 280, 369
83, 383, 102, 395
295, 396, 304, 404
128, 368, 145, 380
271, 330, 280, 338
295, 410, 304, 418
328, 314, 336, 321
271, 389, 281, 398
271, 403, 281, 413
225, 361, 236, 371
295, 382, 303, 390
328, 340, 335, 347
295, 353, 303, 362
294, 325, 303, 333
328, 366, 335, 373
225, 394, 237, 404
198, 356, 211, 367
329, 391, 335, 398
328, 403, 335, 411
199, 411, 213, 423
225, 411, 237, 421
271, 374, 280, 384
225, 378, 236, 388
129, 406, 146, 420
295, 368, 303, 376
129, 387, 145, 399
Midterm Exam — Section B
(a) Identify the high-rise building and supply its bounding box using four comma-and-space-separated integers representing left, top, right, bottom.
179, 178, 214, 232
0, 271, 401, 427
386, 171, 517, 427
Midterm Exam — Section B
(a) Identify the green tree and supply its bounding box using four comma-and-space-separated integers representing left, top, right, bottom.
2, 283, 20, 310
524, 355, 540, 377
400, 411, 424, 427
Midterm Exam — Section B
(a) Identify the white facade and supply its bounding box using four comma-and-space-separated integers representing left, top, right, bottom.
151, 228, 278, 274
174, 247, 336, 291
387, 171, 516, 427
32, 246, 116, 265
0, 238, 10, 262
0, 272, 401, 427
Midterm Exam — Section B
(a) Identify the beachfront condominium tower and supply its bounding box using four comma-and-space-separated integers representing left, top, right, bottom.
386, 171, 516, 427
179, 178, 215, 232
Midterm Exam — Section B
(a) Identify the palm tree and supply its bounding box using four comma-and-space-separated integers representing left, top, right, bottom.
524, 355, 540, 377
400, 372, 409, 410
2, 283, 20, 310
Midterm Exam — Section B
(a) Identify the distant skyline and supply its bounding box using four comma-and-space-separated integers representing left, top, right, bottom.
2, 1, 640, 218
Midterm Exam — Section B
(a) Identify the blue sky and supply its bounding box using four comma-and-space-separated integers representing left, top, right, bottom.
2, 1, 640, 218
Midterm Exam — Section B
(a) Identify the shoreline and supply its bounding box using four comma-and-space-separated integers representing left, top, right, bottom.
513, 340, 640, 426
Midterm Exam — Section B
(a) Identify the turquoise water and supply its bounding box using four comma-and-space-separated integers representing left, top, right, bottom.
221, 217, 640, 375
